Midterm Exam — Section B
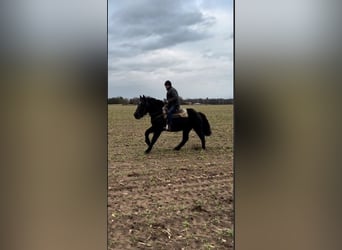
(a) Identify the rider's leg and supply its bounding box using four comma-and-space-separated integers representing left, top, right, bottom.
167, 105, 176, 130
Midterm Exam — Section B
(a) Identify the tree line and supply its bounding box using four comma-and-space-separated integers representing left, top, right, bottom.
108, 96, 233, 105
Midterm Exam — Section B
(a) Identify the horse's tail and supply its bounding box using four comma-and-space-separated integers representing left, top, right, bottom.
199, 112, 211, 136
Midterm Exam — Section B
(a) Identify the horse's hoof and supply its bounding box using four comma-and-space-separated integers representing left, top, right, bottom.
173, 147, 181, 151
145, 149, 151, 154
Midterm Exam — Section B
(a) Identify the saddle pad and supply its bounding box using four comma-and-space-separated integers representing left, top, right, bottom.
163, 107, 188, 118
172, 108, 188, 118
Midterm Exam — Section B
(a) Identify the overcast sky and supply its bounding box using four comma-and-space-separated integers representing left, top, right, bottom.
108, 0, 233, 99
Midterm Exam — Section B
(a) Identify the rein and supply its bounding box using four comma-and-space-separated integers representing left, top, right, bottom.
140, 97, 165, 123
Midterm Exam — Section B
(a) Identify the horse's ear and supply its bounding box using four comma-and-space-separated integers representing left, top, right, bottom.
143, 95, 145, 99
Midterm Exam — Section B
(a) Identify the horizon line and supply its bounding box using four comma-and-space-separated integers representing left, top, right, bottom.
108, 96, 234, 99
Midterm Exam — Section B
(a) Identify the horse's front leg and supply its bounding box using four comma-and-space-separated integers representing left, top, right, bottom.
144, 127, 153, 146
145, 129, 162, 154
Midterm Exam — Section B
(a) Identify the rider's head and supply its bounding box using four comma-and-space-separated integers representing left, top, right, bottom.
164, 80, 172, 90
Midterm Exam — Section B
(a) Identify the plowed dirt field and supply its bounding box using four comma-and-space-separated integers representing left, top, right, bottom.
108, 104, 233, 249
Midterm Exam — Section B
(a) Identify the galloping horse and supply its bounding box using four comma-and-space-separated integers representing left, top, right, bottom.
134, 95, 211, 153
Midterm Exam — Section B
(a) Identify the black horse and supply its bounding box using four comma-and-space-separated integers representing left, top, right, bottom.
134, 95, 211, 153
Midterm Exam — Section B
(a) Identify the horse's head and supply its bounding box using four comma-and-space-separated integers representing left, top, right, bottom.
134, 95, 149, 119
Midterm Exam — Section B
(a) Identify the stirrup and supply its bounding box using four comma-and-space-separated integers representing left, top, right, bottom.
164, 125, 171, 131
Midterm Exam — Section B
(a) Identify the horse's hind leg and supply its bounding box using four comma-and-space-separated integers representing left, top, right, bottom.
174, 129, 191, 151
145, 130, 162, 154
194, 127, 206, 149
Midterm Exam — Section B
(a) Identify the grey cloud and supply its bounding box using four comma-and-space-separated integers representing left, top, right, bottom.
108, 42, 140, 58
202, 49, 233, 61
224, 32, 234, 40
138, 28, 209, 51
109, 1, 216, 54
109, 52, 184, 74
108, 1, 233, 99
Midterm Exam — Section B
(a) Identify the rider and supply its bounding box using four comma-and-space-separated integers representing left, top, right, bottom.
164, 80, 180, 131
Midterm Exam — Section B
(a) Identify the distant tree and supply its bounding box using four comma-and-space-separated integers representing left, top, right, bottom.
129, 97, 139, 105
108, 97, 233, 105
180, 98, 233, 105
108, 96, 129, 105
179, 96, 185, 105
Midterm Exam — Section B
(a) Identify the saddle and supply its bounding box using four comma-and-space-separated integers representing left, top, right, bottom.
173, 108, 188, 118
162, 107, 188, 119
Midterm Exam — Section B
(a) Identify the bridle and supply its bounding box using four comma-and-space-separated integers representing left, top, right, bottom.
137, 101, 148, 117
135, 97, 165, 122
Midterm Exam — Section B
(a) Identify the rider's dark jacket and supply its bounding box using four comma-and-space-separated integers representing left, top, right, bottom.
166, 87, 180, 109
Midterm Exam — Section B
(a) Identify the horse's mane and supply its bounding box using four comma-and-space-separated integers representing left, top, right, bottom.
145, 96, 164, 107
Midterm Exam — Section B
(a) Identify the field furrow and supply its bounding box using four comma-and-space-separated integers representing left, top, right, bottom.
108, 104, 233, 249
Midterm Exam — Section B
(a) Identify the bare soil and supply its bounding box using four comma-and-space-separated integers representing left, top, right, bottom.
108, 105, 233, 249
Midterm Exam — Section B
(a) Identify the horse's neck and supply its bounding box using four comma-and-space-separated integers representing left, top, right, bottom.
148, 102, 163, 117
